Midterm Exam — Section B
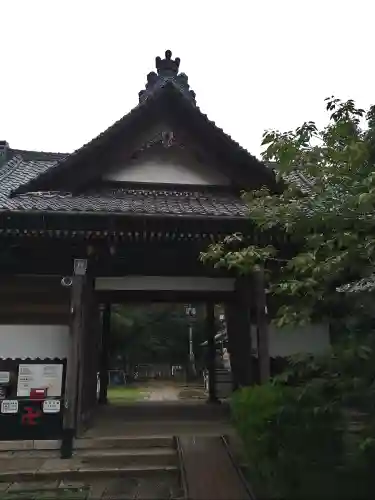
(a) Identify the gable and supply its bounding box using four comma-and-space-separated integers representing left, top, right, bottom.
12, 50, 276, 196
103, 144, 230, 186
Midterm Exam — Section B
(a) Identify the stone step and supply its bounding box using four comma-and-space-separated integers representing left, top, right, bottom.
0, 464, 178, 483
0, 473, 185, 499
75, 435, 174, 450
0, 450, 59, 459
0, 440, 60, 452
76, 447, 177, 467
0, 447, 178, 466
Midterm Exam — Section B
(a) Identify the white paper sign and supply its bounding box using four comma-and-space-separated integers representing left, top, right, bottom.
42, 399, 61, 414
17, 364, 63, 397
0, 372, 10, 384
1, 400, 18, 414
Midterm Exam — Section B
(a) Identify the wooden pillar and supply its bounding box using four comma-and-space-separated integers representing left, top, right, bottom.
253, 265, 270, 383
224, 303, 240, 391
235, 278, 254, 387
206, 302, 219, 403
98, 303, 111, 405
61, 258, 87, 459
76, 275, 98, 436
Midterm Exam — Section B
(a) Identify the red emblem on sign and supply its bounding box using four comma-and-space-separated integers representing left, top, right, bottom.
21, 407, 41, 426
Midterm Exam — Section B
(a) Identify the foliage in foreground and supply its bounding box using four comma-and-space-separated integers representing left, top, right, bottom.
232, 383, 343, 498
232, 336, 375, 499
202, 97, 375, 326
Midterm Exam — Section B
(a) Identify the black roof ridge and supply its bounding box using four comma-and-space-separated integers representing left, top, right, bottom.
10, 148, 69, 157
0, 155, 23, 184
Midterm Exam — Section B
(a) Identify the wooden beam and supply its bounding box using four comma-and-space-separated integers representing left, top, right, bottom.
0, 275, 67, 293
253, 266, 270, 383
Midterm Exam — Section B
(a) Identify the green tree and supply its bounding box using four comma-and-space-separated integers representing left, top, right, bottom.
202, 97, 375, 326
201, 98, 375, 497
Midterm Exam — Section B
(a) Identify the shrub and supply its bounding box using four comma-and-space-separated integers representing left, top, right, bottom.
231, 382, 344, 499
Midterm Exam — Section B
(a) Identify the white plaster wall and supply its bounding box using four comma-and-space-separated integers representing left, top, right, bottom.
0, 325, 69, 359
251, 323, 330, 357
95, 276, 235, 292
104, 155, 230, 186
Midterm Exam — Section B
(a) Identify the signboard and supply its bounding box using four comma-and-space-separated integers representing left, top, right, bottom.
17, 364, 63, 398
0, 400, 63, 440
43, 400, 61, 414
1, 400, 18, 414
74, 258, 87, 276
0, 372, 10, 384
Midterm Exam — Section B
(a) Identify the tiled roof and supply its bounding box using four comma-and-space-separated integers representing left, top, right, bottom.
266, 162, 314, 193
0, 156, 247, 218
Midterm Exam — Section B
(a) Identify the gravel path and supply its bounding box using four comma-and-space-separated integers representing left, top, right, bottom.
147, 384, 180, 401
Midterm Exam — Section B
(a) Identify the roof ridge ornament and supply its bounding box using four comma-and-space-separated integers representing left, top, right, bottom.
139, 50, 196, 105
156, 50, 180, 76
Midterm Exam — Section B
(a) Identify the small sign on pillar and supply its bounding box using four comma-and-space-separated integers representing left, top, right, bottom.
74, 259, 88, 276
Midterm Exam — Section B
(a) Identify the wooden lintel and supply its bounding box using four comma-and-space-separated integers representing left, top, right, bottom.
0, 275, 67, 292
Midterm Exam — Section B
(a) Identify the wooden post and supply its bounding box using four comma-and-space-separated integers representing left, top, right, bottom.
61, 259, 87, 459
234, 278, 254, 386
206, 302, 219, 404
224, 303, 240, 391
76, 275, 97, 436
253, 265, 270, 383
98, 303, 111, 405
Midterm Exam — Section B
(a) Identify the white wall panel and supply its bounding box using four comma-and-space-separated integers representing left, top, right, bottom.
251, 323, 330, 357
104, 156, 230, 186
0, 325, 69, 359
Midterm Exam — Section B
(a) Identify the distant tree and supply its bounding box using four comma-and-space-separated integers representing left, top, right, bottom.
109, 303, 207, 370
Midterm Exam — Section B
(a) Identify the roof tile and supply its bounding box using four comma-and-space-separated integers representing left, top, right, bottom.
0, 157, 247, 218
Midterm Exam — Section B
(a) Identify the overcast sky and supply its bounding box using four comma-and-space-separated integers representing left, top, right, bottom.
0, 1, 373, 158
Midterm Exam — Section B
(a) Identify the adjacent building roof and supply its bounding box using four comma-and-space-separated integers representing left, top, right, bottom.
336, 275, 375, 293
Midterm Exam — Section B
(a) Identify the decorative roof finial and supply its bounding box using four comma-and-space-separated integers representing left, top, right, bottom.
155, 50, 180, 76
139, 50, 196, 104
